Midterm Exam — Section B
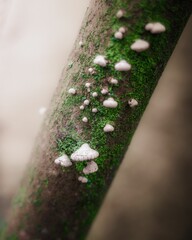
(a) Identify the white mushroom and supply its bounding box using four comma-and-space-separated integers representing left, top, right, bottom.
103, 97, 118, 108
115, 60, 131, 71
116, 9, 125, 18
130, 39, 150, 52
103, 124, 115, 132
101, 88, 108, 95
78, 176, 88, 183
83, 161, 98, 174
92, 108, 98, 113
128, 98, 138, 108
93, 55, 108, 67
119, 26, 127, 33
84, 99, 90, 105
39, 107, 47, 115
88, 67, 96, 74
79, 41, 84, 47
71, 143, 99, 161
82, 117, 88, 123
145, 23, 154, 31
108, 78, 118, 85
68, 88, 76, 95
85, 82, 91, 88
92, 92, 98, 97
114, 31, 123, 39
54, 154, 72, 167
145, 22, 166, 34
80, 105, 85, 110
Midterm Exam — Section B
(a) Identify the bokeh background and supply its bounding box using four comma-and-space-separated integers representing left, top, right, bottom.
0, 0, 90, 220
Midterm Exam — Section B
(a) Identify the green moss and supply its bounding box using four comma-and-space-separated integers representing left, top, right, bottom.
54, 0, 191, 239
12, 187, 26, 208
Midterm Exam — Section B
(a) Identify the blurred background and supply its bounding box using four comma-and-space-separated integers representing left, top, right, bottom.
0, 0, 90, 220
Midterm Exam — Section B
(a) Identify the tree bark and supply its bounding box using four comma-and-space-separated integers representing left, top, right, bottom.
3, 0, 192, 240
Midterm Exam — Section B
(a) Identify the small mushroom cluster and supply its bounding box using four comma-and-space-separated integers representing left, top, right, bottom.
54, 144, 99, 183
114, 27, 127, 40
59, 9, 166, 183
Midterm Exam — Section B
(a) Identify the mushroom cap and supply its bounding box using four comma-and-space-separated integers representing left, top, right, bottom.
71, 143, 99, 161
83, 161, 98, 174
85, 82, 91, 88
128, 98, 138, 108
54, 154, 72, 167
78, 176, 88, 183
68, 88, 76, 95
92, 108, 98, 113
103, 97, 118, 108
103, 124, 114, 132
119, 27, 127, 33
145, 22, 166, 34
92, 92, 98, 97
79, 41, 83, 47
114, 31, 123, 39
39, 107, 47, 115
145, 23, 154, 31
93, 55, 108, 67
101, 88, 108, 95
80, 105, 85, 110
115, 60, 131, 71
84, 99, 90, 105
130, 39, 150, 52
88, 67, 95, 74
116, 9, 124, 18
109, 78, 118, 85
151, 22, 166, 33
82, 117, 88, 122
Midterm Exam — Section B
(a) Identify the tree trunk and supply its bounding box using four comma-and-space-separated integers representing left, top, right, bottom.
3, 0, 192, 239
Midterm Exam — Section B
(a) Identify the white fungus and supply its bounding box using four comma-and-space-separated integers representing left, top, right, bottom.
114, 31, 123, 39
83, 161, 98, 174
103, 97, 118, 108
68, 88, 76, 95
93, 55, 108, 67
128, 98, 138, 108
92, 92, 98, 97
145, 23, 154, 31
145, 22, 166, 34
108, 78, 118, 85
71, 143, 99, 161
54, 154, 72, 167
92, 108, 98, 113
101, 88, 108, 95
80, 105, 85, 110
88, 67, 96, 74
116, 9, 124, 18
103, 124, 115, 132
82, 117, 88, 123
78, 176, 88, 183
130, 39, 150, 52
84, 99, 90, 105
85, 82, 91, 88
87, 88, 91, 93
119, 26, 127, 33
115, 60, 131, 71
79, 41, 84, 47
39, 107, 47, 115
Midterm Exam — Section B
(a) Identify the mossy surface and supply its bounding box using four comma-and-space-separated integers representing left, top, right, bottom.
5, 0, 192, 240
